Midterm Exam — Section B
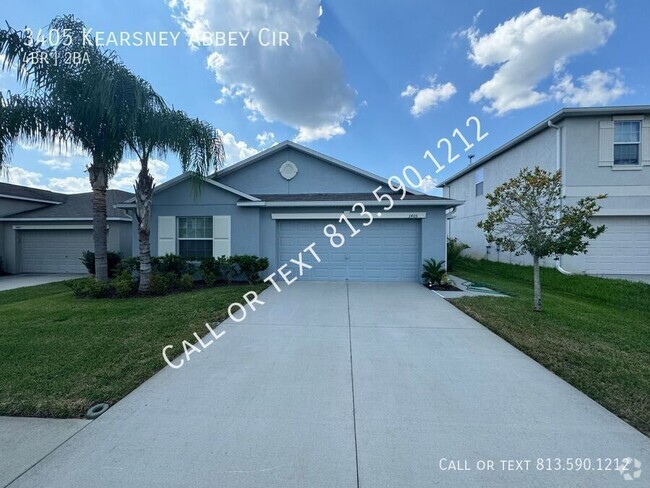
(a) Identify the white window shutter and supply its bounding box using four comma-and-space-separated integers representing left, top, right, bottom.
213, 216, 231, 257
598, 121, 614, 167
642, 118, 650, 166
158, 216, 176, 256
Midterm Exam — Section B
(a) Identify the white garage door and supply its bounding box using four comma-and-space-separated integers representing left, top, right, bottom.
20, 229, 94, 273
278, 219, 421, 281
585, 217, 650, 274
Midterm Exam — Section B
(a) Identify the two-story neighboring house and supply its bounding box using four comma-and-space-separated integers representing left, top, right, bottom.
440, 106, 650, 277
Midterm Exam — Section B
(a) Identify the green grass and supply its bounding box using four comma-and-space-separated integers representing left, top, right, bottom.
450, 259, 650, 436
0, 281, 266, 418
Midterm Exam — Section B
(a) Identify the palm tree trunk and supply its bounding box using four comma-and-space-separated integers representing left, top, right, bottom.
135, 159, 154, 293
88, 162, 109, 282
533, 255, 542, 312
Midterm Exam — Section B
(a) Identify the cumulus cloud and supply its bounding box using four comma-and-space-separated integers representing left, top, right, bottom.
463, 8, 617, 114
170, 0, 356, 142
401, 77, 457, 116
110, 159, 170, 191
256, 131, 276, 147
39, 158, 72, 170
218, 131, 259, 166
418, 174, 438, 194
552, 69, 629, 106
48, 177, 90, 194
1, 166, 44, 188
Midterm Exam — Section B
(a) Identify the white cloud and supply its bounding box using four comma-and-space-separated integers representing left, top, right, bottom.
464, 8, 616, 114
294, 123, 345, 143
418, 175, 438, 193
110, 159, 170, 191
401, 77, 457, 116
606, 0, 616, 13
218, 131, 259, 166
170, 0, 356, 141
256, 131, 275, 147
1, 166, 44, 187
19, 139, 86, 158
552, 69, 628, 106
39, 158, 72, 170
48, 176, 90, 194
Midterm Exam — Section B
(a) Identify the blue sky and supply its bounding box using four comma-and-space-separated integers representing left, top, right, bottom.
1, 0, 648, 194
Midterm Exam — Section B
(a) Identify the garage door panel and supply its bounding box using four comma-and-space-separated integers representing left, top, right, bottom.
278, 219, 421, 282
20, 229, 94, 274
585, 217, 650, 274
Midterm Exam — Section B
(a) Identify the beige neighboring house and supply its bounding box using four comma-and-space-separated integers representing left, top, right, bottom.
439, 106, 650, 277
0, 182, 132, 274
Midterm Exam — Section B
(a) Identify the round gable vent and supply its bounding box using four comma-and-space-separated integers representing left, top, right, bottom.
280, 161, 298, 180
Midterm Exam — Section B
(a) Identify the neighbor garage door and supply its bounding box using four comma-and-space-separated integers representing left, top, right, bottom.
20, 229, 94, 273
278, 219, 421, 281
585, 217, 650, 275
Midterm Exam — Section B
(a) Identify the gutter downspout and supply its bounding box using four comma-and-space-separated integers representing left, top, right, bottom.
547, 120, 572, 276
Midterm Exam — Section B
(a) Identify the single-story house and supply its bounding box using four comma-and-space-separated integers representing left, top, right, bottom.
0, 183, 132, 274
439, 105, 650, 276
118, 141, 462, 282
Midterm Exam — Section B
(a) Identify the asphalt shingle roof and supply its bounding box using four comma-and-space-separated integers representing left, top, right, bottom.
0, 182, 66, 203
4, 189, 133, 219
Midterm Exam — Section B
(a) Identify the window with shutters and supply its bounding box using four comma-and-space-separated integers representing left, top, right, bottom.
177, 217, 213, 258
614, 121, 641, 165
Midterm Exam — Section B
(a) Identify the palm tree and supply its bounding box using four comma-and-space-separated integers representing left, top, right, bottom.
0, 16, 149, 281
125, 94, 224, 292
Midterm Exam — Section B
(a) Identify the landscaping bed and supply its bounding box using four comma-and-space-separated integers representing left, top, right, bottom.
450, 258, 650, 437
0, 281, 266, 418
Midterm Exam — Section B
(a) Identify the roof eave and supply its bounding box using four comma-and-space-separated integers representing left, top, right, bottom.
237, 199, 463, 208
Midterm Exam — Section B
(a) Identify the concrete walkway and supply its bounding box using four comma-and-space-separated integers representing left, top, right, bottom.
0, 274, 87, 292
7, 282, 649, 487
0, 417, 90, 487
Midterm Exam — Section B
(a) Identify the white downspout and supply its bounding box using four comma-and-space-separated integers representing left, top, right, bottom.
547, 120, 572, 275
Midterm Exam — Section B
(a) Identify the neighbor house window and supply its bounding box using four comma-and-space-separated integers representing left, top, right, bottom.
177, 217, 213, 259
614, 121, 641, 165
475, 167, 484, 196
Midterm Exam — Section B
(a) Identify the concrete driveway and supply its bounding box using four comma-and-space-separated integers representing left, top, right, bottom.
0, 274, 87, 291
6, 282, 649, 487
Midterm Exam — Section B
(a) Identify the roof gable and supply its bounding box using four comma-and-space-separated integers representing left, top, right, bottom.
213, 141, 425, 196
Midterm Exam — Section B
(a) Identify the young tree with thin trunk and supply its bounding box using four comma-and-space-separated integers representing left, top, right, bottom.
0, 16, 149, 281
478, 167, 606, 312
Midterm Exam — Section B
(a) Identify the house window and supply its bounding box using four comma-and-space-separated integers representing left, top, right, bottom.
614, 121, 641, 165
177, 217, 213, 259
475, 167, 484, 196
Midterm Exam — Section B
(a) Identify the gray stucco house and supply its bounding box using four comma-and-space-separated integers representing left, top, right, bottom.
0, 183, 132, 274
118, 141, 461, 282
440, 106, 650, 277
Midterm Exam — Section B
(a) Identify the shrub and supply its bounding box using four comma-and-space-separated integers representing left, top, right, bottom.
116, 256, 140, 275
113, 270, 137, 298
80, 251, 122, 278
232, 255, 269, 284
200, 257, 220, 286
179, 273, 194, 291
67, 277, 113, 298
446, 238, 469, 272
217, 255, 239, 284
422, 258, 446, 286
152, 254, 191, 278
149, 273, 172, 296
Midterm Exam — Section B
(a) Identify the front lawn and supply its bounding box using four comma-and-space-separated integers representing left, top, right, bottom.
451, 259, 650, 436
0, 281, 266, 418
